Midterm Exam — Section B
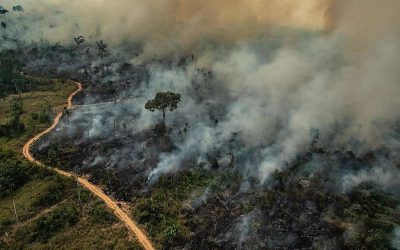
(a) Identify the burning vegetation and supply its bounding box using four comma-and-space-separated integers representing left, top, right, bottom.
1, 0, 400, 249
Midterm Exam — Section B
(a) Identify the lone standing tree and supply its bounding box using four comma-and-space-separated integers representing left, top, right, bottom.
74, 35, 85, 51
96, 40, 107, 58
145, 91, 181, 130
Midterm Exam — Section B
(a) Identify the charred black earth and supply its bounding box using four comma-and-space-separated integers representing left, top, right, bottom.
28, 53, 400, 249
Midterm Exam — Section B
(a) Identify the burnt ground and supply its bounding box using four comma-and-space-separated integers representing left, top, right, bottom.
33, 127, 400, 249
19, 47, 400, 249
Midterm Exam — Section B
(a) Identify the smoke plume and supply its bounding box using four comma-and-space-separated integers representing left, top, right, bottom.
2, 0, 400, 193
3, 0, 331, 57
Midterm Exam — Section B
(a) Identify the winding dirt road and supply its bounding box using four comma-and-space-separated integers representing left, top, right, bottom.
22, 82, 155, 250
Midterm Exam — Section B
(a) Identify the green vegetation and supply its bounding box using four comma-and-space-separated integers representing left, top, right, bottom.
342, 184, 399, 249
0, 76, 76, 153
0, 54, 38, 98
132, 165, 399, 249
0, 58, 17, 97
15, 203, 79, 243
0, 149, 32, 198
0, 97, 25, 137
0, 76, 140, 249
133, 170, 213, 249
145, 91, 181, 130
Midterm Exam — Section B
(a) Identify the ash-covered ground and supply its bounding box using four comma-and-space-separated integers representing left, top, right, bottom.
26, 46, 400, 249
1, 0, 400, 248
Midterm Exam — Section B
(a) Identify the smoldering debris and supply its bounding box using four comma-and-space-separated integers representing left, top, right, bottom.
2, 0, 400, 248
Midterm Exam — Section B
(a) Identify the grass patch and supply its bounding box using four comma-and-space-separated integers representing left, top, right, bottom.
133, 169, 213, 248
0, 77, 140, 249
0, 78, 76, 154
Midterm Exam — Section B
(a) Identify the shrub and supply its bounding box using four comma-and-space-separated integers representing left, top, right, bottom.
88, 201, 115, 224
0, 150, 32, 197
33, 203, 79, 242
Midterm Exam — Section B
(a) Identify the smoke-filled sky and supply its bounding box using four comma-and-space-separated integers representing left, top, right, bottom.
6, 0, 332, 56
5, 0, 397, 60
3, 0, 398, 247
1, 0, 397, 183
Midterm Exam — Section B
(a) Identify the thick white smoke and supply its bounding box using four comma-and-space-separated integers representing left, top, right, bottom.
3, 1, 396, 247
1, 0, 330, 56
3, 0, 400, 188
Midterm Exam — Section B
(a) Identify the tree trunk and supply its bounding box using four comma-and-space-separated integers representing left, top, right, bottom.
13, 199, 19, 224
113, 118, 116, 140
162, 110, 166, 133
162, 111, 165, 125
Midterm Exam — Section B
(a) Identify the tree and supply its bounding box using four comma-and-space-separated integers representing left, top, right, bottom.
0, 59, 14, 94
73, 35, 85, 51
10, 97, 24, 132
96, 40, 107, 58
0, 97, 25, 137
10, 97, 23, 118
0, 9, 8, 18
0, 7, 8, 36
0, 149, 31, 198
0, 21, 6, 40
12, 5, 24, 17
145, 91, 181, 129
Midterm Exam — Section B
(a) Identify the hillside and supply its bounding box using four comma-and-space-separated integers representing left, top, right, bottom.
0, 68, 140, 249
1, 1, 400, 249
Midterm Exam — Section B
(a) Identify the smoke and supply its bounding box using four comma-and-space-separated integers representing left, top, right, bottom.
3, 0, 400, 193
394, 227, 400, 249
1, 0, 330, 57
6, 0, 395, 185
143, 27, 400, 184
333, 0, 400, 57
2, 0, 397, 246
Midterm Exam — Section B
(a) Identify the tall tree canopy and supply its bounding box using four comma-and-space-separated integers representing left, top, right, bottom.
145, 91, 181, 128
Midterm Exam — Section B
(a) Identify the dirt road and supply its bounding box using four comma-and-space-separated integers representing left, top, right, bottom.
22, 81, 155, 250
